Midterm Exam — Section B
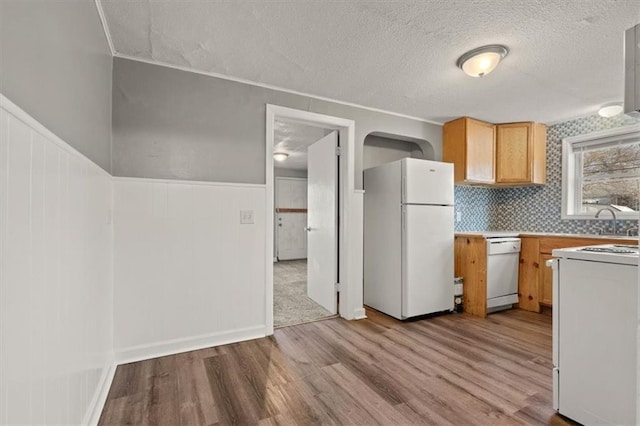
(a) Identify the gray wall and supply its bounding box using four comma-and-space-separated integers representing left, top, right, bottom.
0, 0, 113, 172
363, 134, 433, 170
112, 57, 442, 187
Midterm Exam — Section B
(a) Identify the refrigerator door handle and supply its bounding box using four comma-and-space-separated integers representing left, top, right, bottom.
553, 367, 559, 411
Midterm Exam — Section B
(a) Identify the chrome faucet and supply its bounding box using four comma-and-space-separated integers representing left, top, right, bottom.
595, 207, 618, 235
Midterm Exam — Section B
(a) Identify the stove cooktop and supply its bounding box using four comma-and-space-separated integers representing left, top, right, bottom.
579, 246, 639, 254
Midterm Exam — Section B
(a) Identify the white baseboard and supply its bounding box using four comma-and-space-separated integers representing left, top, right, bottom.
353, 307, 367, 320
83, 356, 117, 426
115, 325, 267, 365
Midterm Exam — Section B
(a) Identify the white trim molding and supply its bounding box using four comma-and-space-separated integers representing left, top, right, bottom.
84, 359, 117, 426
112, 175, 266, 189
94, 0, 116, 56
115, 326, 267, 365
265, 105, 364, 336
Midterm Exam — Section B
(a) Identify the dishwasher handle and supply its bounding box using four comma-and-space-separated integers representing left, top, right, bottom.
486, 238, 521, 255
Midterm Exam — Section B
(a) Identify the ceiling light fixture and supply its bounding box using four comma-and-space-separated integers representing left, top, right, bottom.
598, 103, 624, 118
457, 45, 509, 78
273, 152, 289, 162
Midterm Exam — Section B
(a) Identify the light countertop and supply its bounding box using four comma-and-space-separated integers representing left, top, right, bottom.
455, 231, 639, 242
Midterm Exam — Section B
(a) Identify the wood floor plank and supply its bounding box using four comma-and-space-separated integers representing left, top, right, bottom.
175, 356, 219, 425
99, 308, 572, 425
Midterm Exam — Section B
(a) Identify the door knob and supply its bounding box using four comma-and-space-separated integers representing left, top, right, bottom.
304, 226, 312, 232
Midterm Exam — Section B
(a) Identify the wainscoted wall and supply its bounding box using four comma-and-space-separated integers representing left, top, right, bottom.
113, 178, 267, 362
455, 113, 640, 233
0, 96, 114, 425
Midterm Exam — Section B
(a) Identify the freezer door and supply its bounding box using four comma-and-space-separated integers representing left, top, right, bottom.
403, 158, 454, 205
402, 205, 454, 317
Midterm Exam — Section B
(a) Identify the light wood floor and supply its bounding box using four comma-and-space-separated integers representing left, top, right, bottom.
99, 309, 574, 425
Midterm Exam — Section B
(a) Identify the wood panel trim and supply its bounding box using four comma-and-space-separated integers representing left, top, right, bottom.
454, 236, 487, 318
276, 208, 308, 213
518, 237, 540, 313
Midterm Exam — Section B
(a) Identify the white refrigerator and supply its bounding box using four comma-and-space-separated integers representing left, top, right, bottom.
364, 158, 454, 320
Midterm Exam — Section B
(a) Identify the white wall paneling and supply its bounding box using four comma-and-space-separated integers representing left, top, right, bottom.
0, 95, 114, 425
113, 177, 267, 362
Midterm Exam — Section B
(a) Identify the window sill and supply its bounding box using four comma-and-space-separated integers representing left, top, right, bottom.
561, 213, 640, 221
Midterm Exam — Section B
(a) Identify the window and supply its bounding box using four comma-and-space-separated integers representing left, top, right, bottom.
562, 124, 640, 219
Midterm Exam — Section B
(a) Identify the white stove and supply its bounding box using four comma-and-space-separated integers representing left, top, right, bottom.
550, 243, 638, 425
553, 243, 638, 266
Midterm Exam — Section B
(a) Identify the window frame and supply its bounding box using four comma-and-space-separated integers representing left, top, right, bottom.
561, 123, 640, 220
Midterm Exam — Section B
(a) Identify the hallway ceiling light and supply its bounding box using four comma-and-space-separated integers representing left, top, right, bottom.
273, 152, 289, 162
457, 45, 509, 78
598, 103, 623, 117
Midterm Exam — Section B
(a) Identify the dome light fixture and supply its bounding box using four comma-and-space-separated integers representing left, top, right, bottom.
273, 152, 289, 162
598, 102, 623, 118
457, 45, 509, 78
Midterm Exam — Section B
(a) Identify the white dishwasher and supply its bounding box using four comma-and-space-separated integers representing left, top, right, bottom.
486, 237, 521, 312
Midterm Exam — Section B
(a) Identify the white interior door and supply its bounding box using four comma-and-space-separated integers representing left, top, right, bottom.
275, 178, 307, 260
307, 131, 338, 314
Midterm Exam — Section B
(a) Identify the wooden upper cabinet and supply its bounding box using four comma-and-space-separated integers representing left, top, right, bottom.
496, 122, 547, 185
443, 117, 495, 184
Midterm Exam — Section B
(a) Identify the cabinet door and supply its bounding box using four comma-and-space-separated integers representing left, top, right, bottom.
496, 122, 531, 183
539, 253, 554, 307
466, 119, 495, 183
518, 237, 540, 312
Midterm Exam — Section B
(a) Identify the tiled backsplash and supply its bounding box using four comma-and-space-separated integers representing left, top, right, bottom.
454, 113, 640, 234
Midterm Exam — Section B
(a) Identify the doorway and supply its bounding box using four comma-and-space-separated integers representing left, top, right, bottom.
265, 105, 364, 336
272, 124, 338, 327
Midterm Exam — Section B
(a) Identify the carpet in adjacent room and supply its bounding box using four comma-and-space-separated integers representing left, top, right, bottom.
273, 259, 333, 327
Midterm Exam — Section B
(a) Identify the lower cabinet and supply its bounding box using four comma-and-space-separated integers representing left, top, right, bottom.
517, 237, 540, 312
517, 236, 636, 312
456, 234, 637, 316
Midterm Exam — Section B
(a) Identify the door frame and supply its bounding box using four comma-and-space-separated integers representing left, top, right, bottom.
266, 104, 365, 335
274, 176, 307, 261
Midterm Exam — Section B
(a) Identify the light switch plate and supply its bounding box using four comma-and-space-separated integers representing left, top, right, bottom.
240, 210, 254, 224
456, 211, 462, 222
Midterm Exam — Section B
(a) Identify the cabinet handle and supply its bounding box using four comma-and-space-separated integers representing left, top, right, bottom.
533, 262, 539, 268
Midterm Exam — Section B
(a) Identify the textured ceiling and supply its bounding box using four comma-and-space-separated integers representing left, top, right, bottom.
274, 120, 327, 170
101, 0, 640, 124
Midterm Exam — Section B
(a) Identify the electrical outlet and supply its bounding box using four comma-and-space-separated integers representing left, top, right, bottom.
456, 211, 462, 222
240, 210, 254, 224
